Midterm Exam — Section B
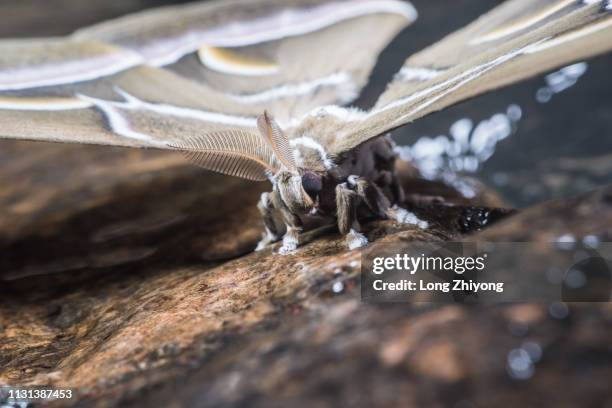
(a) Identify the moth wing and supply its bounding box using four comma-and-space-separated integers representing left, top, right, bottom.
0, 39, 258, 146
73, 0, 417, 123
327, 0, 612, 156
0, 38, 282, 180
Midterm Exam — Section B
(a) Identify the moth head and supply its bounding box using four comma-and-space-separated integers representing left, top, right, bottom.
300, 170, 323, 201
258, 111, 321, 213
275, 170, 315, 214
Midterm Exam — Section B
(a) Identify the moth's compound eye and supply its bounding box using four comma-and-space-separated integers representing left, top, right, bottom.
301, 171, 322, 200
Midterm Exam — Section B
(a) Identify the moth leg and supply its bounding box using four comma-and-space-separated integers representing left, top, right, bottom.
386, 204, 429, 229
255, 192, 284, 251
349, 175, 428, 230
278, 202, 303, 255
349, 175, 390, 218
336, 182, 368, 250
383, 170, 406, 205
372, 135, 406, 205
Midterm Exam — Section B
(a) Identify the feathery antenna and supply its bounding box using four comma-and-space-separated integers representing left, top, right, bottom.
168, 129, 279, 181
257, 111, 297, 172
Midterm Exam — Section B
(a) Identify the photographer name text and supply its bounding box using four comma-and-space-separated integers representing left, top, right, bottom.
369, 253, 504, 293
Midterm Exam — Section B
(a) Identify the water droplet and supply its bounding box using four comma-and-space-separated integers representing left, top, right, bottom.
332, 281, 344, 294
507, 348, 535, 380
450, 118, 473, 146
583, 235, 600, 249
507, 104, 523, 121
554, 233, 576, 250
549, 302, 569, 319
404, 108, 519, 187
446, 141, 463, 157
561, 62, 588, 78
536, 62, 588, 102
536, 87, 553, 103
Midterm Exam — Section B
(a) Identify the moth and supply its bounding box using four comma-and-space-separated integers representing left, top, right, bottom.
0, 0, 611, 253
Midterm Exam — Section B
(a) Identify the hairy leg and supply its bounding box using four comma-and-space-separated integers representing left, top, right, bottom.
256, 191, 285, 251
336, 181, 368, 250
350, 175, 390, 217
372, 172, 427, 228
381, 165, 441, 210
387, 170, 406, 205
278, 198, 304, 255
387, 204, 429, 229
352, 175, 429, 231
